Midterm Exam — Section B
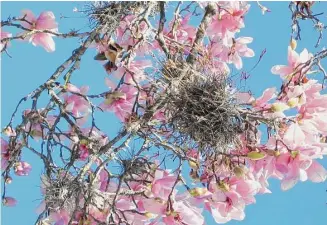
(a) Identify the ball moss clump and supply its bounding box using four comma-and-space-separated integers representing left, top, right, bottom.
42, 173, 82, 212
86, 2, 158, 33
163, 61, 244, 153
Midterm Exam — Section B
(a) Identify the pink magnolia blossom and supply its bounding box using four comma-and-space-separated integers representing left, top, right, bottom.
207, 2, 250, 38
229, 176, 261, 204
71, 128, 109, 161
166, 13, 196, 44
0, 31, 12, 51
294, 96, 327, 144
283, 122, 306, 148
152, 109, 167, 123
49, 209, 70, 225
284, 79, 322, 108
206, 189, 245, 223
151, 170, 178, 200
1, 138, 9, 170
216, 37, 255, 70
20, 10, 58, 52
271, 47, 313, 80
97, 168, 110, 192
100, 83, 137, 121
252, 87, 276, 109
250, 140, 284, 181
3, 197, 17, 207
78, 143, 89, 160
162, 200, 204, 225
14, 161, 32, 176
235, 92, 255, 104
205, 175, 261, 224
87, 205, 108, 224
254, 169, 273, 194
116, 15, 153, 55
211, 37, 254, 69
3, 126, 16, 137
139, 197, 167, 216
23, 110, 57, 140
111, 59, 152, 84
63, 84, 91, 125
274, 151, 314, 190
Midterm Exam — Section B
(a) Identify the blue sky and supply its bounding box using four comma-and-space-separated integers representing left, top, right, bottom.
1, 1, 327, 225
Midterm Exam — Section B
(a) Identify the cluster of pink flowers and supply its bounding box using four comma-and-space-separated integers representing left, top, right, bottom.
206, 2, 254, 70
3, 3, 327, 225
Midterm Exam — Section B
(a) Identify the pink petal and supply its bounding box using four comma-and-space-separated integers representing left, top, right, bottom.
281, 176, 298, 191
1, 31, 12, 39
271, 65, 292, 76
283, 122, 305, 146
236, 37, 253, 44
132, 59, 152, 69
3, 197, 17, 207
255, 87, 276, 106
208, 203, 231, 224
299, 48, 310, 63
36, 11, 58, 30
306, 161, 327, 182
66, 83, 81, 93
31, 33, 55, 52
211, 43, 224, 56
233, 54, 243, 70
116, 198, 135, 210
80, 86, 89, 95
235, 92, 255, 104
275, 153, 291, 174
21, 10, 36, 28
287, 46, 299, 67
140, 198, 165, 215
241, 48, 255, 57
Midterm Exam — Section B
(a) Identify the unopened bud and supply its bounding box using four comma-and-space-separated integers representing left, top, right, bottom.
80, 139, 88, 145
217, 181, 230, 192
3, 126, 16, 137
5, 177, 12, 184
189, 187, 208, 197
188, 160, 199, 169
291, 150, 299, 158
271, 102, 290, 112
247, 151, 266, 160
287, 97, 299, 108
144, 212, 156, 219
233, 166, 244, 177
290, 38, 297, 50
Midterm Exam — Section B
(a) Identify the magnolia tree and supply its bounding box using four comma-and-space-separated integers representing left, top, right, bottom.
1, 1, 327, 225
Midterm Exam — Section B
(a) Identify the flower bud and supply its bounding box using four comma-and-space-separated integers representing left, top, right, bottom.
189, 187, 208, 197
3, 126, 16, 137
5, 177, 12, 184
271, 102, 290, 112
247, 151, 266, 160
188, 160, 199, 169
290, 38, 297, 50
3, 197, 17, 207
287, 97, 299, 108
233, 166, 244, 177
